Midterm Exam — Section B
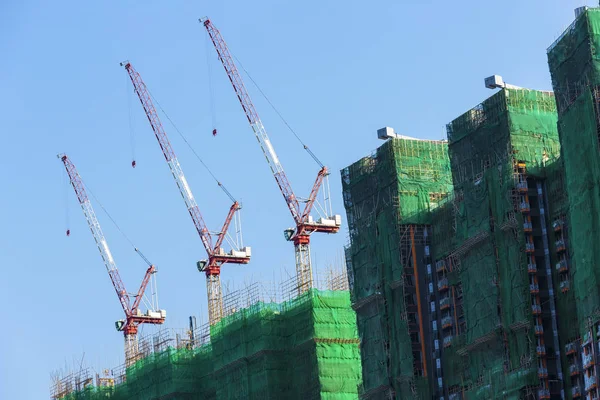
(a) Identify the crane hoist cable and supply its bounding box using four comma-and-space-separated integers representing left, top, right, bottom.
146, 86, 238, 205
205, 31, 218, 137
202, 27, 323, 168
75, 167, 153, 266
231, 54, 324, 169
63, 167, 71, 236
126, 72, 137, 168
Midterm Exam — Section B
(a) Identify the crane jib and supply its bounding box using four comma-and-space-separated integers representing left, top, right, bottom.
123, 62, 252, 268
204, 19, 307, 225
202, 18, 341, 296
60, 155, 133, 315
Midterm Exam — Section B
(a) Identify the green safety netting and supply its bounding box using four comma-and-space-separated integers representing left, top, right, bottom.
544, 157, 579, 363
211, 289, 362, 400
60, 344, 215, 400
556, 90, 600, 334
548, 8, 600, 339
59, 290, 362, 400
548, 8, 600, 113
342, 138, 453, 299
546, 11, 600, 398
431, 88, 561, 398
341, 137, 453, 397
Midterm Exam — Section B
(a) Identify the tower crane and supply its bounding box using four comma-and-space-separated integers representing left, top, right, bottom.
201, 18, 341, 294
59, 154, 165, 367
121, 61, 251, 325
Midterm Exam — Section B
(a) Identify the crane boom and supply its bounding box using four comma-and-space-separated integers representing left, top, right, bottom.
202, 20, 301, 224
122, 61, 251, 324
60, 154, 131, 315
60, 153, 165, 366
122, 62, 214, 255
202, 18, 341, 294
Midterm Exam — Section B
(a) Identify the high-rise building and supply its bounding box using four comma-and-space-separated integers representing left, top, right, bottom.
342, 137, 453, 398
343, 87, 565, 398
435, 88, 562, 399
548, 6, 600, 398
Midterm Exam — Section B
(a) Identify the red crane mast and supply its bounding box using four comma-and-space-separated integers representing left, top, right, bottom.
201, 18, 341, 294
122, 61, 251, 324
59, 154, 165, 366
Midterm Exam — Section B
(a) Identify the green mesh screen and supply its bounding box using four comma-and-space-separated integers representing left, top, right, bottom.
342, 137, 453, 397
431, 88, 561, 398
556, 90, 600, 333
546, 11, 600, 397
58, 290, 362, 400
548, 8, 600, 113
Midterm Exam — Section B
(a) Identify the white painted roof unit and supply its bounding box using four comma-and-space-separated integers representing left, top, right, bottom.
377, 126, 396, 140
485, 75, 505, 89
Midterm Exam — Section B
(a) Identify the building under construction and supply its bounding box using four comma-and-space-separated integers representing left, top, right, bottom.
52, 15, 360, 400
342, 6, 600, 400
342, 135, 453, 398
51, 272, 362, 400
52, 6, 600, 400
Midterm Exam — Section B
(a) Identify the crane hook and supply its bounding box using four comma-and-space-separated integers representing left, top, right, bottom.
212, 128, 217, 137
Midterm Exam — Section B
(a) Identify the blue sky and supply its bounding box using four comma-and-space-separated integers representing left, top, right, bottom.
0, 0, 593, 398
